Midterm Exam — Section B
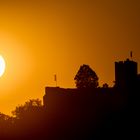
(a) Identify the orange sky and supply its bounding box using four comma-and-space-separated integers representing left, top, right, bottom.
0, 0, 140, 115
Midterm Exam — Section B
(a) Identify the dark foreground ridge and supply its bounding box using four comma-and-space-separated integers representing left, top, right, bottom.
0, 58, 140, 140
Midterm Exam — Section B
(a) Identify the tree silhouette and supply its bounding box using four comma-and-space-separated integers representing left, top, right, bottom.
12, 99, 42, 119
0, 112, 13, 137
74, 64, 99, 88
10, 99, 45, 139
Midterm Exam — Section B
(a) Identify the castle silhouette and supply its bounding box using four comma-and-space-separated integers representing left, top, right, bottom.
43, 58, 139, 106
42, 58, 140, 139
1, 58, 140, 140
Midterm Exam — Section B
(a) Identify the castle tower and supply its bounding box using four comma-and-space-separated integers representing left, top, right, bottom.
115, 59, 138, 89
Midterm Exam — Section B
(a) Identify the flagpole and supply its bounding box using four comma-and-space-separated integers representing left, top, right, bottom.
130, 51, 133, 60
54, 74, 57, 87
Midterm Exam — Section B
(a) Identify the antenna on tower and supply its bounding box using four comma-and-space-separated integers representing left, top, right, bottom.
130, 51, 133, 60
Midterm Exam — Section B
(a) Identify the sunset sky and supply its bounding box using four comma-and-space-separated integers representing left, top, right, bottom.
0, 0, 140, 115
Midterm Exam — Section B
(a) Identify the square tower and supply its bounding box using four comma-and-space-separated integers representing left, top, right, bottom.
115, 59, 138, 88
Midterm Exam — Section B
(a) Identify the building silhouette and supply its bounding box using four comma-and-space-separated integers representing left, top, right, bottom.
42, 58, 140, 139
1, 58, 140, 140
43, 58, 139, 106
115, 59, 138, 89
43, 58, 140, 108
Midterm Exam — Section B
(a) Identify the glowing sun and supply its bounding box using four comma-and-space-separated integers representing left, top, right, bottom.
0, 55, 6, 77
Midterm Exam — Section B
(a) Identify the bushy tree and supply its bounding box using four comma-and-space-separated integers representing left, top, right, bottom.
11, 99, 44, 138
74, 64, 99, 88
12, 99, 42, 119
0, 112, 13, 136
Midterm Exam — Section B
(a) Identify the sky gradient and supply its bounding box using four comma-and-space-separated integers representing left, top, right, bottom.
0, 0, 140, 115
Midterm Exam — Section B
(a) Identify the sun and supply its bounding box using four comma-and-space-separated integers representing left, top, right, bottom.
0, 55, 6, 77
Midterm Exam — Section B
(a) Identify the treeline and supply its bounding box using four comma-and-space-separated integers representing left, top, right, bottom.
0, 99, 43, 139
